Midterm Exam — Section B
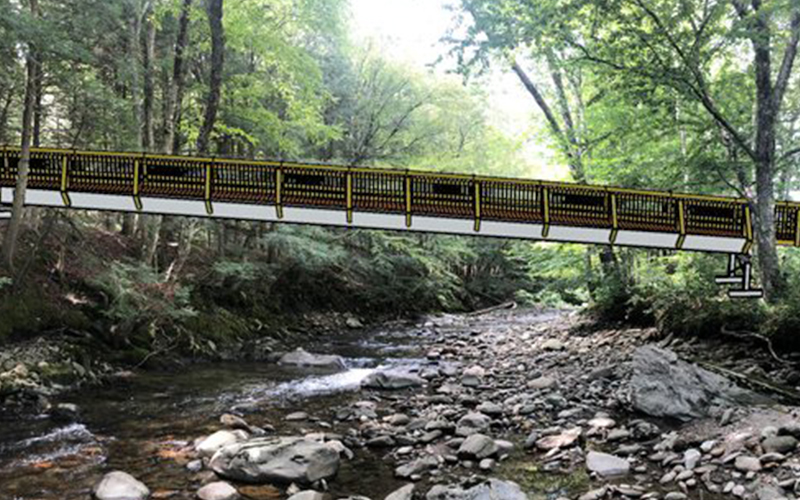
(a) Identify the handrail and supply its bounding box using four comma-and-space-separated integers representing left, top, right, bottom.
0, 145, 791, 250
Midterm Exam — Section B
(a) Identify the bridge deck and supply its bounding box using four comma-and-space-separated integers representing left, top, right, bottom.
1, 145, 798, 254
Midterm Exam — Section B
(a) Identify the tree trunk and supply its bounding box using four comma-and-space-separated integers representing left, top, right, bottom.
142, 10, 156, 150
195, 0, 224, 154
32, 68, 42, 146
128, 5, 143, 150
2, 0, 39, 271
163, 0, 193, 154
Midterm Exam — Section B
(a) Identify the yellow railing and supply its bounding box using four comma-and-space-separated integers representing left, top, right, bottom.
0, 145, 788, 249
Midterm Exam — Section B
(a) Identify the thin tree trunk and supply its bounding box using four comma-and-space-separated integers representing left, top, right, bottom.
142, 9, 156, 150
32, 69, 42, 146
163, 0, 193, 154
128, 4, 143, 150
195, 0, 224, 154
2, 0, 39, 271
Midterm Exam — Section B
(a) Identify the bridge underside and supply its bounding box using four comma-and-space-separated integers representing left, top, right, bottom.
3, 187, 748, 254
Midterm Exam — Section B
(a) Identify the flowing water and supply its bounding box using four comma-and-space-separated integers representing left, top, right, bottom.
0, 325, 430, 499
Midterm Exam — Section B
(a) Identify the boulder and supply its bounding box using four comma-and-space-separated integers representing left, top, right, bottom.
629, 346, 763, 421
586, 451, 630, 478
395, 456, 438, 479
385, 484, 414, 500
762, 435, 798, 454
455, 412, 491, 436
197, 430, 246, 458
425, 479, 527, 500
197, 482, 239, 500
362, 370, 424, 390
210, 436, 340, 485
457, 434, 498, 459
93, 471, 150, 500
278, 348, 346, 371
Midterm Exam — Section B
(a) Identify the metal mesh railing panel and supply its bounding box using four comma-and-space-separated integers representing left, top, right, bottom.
481, 181, 542, 223
352, 171, 405, 213
616, 192, 677, 232
282, 167, 346, 209
683, 199, 745, 238
775, 205, 797, 243
213, 162, 276, 205
140, 157, 206, 198
411, 176, 474, 218
70, 153, 136, 194
549, 186, 610, 228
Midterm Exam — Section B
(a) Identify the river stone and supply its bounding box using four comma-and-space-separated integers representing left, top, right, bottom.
287, 492, 326, 500
629, 345, 763, 421
455, 412, 491, 436
197, 430, 246, 457
395, 455, 438, 479
385, 484, 414, 500
362, 370, 424, 390
762, 435, 798, 454
458, 433, 498, 459
425, 479, 527, 500
93, 471, 150, 500
586, 451, 630, 478
278, 348, 346, 371
734, 455, 762, 472
197, 481, 240, 500
210, 436, 340, 485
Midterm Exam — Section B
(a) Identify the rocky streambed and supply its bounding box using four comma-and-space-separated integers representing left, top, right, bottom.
3, 307, 800, 500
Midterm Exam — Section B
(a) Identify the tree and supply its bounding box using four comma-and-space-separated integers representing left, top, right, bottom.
450, 0, 800, 300
2, 0, 40, 271
195, 0, 224, 154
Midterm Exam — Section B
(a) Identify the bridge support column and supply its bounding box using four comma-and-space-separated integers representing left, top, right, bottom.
716, 254, 763, 299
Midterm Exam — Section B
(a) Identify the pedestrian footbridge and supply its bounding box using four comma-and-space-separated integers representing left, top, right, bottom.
2, 146, 795, 298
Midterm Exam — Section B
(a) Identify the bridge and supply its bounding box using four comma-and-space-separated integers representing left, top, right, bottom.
2, 146, 797, 298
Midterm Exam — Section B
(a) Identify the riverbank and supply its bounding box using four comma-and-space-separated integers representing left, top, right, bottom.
3, 307, 800, 499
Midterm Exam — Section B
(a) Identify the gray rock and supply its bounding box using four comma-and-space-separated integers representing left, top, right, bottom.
197, 430, 246, 458
209, 436, 340, 485
385, 484, 414, 500
455, 412, 491, 436
684, 448, 701, 470
457, 434, 498, 459
197, 481, 239, 500
395, 456, 438, 479
287, 492, 326, 500
734, 455, 761, 472
425, 479, 527, 500
762, 435, 797, 454
362, 370, 424, 390
93, 471, 150, 500
542, 339, 565, 351
278, 348, 346, 370
629, 346, 763, 421
586, 451, 630, 478
475, 401, 502, 416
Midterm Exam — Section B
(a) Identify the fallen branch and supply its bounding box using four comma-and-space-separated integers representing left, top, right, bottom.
467, 301, 517, 317
720, 326, 797, 367
699, 361, 800, 403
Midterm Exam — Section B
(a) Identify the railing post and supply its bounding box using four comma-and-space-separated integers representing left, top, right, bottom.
609, 191, 618, 245
541, 185, 550, 238
275, 163, 284, 219
742, 203, 753, 254
205, 158, 214, 215
676, 198, 686, 249
346, 168, 353, 224
405, 171, 412, 228
473, 177, 482, 233
794, 207, 800, 248
133, 154, 143, 211
60, 151, 71, 207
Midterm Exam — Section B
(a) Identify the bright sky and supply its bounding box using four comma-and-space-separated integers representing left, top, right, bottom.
349, 0, 565, 179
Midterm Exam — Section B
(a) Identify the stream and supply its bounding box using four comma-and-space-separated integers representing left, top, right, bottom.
0, 323, 428, 499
